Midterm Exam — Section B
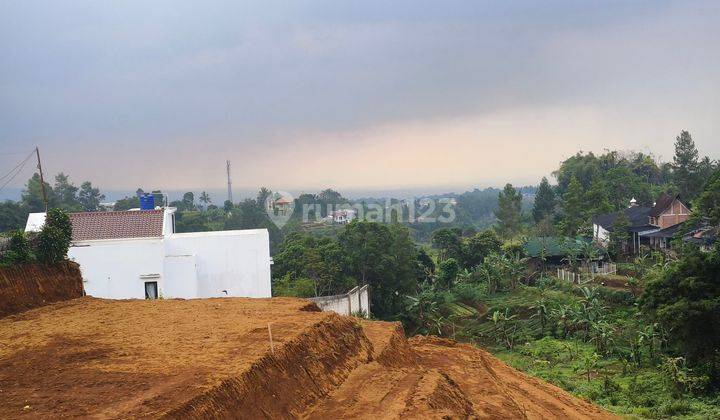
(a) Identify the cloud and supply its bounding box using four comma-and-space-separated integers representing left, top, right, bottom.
0, 0, 718, 192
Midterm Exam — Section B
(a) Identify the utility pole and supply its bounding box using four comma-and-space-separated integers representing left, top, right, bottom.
226, 160, 233, 203
35, 146, 48, 212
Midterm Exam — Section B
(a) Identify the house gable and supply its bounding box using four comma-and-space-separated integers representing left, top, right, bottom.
648, 194, 690, 229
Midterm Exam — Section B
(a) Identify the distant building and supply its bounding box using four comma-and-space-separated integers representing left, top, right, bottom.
592, 193, 691, 252
683, 226, 718, 252
269, 196, 293, 217
326, 209, 356, 224
26, 208, 271, 300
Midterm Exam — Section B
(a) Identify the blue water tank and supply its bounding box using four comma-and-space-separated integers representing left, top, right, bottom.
139, 193, 155, 210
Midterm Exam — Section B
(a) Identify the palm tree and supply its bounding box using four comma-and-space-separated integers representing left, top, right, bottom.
590, 320, 616, 355
633, 251, 651, 278
489, 308, 518, 350
531, 296, 551, 336
199, 191, 211, 209
552, 305, 573, 338
638, 323, 662, 362
505, 252, 527, 289
581, 353, 600, 383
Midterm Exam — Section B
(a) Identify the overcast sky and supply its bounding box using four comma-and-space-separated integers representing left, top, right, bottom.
1, 0, 719, 196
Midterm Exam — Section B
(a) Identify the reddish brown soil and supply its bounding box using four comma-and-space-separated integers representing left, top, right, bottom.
0, 297, 616, 419
0, 261, 84, 317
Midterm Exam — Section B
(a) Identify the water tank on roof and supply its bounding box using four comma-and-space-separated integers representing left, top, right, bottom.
139, 193, 155, 210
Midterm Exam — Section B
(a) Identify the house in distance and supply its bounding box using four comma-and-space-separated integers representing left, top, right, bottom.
25, 201, 272, 300
592, 193, 691, 253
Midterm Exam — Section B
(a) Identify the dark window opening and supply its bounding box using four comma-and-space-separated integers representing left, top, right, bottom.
145, 281, 158, 299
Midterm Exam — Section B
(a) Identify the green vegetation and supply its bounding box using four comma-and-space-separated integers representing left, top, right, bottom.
1, 208, 72, 266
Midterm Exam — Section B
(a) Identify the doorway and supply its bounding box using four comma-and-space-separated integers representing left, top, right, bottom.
145, 281, 158, 299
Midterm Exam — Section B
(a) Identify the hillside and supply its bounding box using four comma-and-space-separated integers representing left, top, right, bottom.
0, 296, 613, 419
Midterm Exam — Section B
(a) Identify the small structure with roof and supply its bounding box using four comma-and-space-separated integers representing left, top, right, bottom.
25, 207, 271, 300
592, 193, 691, 253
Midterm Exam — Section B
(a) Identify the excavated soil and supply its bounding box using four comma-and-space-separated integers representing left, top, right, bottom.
0, 297, 616, 419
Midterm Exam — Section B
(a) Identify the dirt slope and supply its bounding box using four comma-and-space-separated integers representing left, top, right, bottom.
0, 297, 615, 419
0, 261, 84, 317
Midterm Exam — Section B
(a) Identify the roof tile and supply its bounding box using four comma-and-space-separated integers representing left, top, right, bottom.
69, 210, 164, 241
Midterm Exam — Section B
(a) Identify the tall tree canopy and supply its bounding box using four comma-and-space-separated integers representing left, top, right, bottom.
641, 246, 720, 386
532, 177, 556, 223
560, 176, 585, 236
494, 183, 523, 237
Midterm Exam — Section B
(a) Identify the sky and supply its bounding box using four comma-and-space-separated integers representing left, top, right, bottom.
1, 0, 719, 199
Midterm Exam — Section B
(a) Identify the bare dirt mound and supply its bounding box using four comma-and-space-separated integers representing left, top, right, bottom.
0, 297, 615, 419
0, 261, 84, 318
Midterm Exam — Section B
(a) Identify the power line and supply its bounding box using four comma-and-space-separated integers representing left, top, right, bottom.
0, 150, 34, 182
0, 150, 35, 193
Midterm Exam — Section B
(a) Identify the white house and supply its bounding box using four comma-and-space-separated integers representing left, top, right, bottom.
25, 208, 272, 300
326, 209, 357, 224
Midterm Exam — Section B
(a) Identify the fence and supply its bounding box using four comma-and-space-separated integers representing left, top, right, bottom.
308, 285, 370, 317
557, 262, 617, 284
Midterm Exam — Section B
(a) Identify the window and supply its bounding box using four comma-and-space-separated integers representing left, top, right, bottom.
145, 281, 158, 299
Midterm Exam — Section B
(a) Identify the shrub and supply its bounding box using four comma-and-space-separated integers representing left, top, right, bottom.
35, 208, 72, 264
1, 230, 34, 265
448, 281, 487, 304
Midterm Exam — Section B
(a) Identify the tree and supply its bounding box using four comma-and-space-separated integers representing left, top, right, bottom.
339, 221, 418, 318
114, 195, 140, 211
561, 176, 585, 236
199, 191, 211, 209
53, 173, 81, 211
0, 201, 27, 233
488, 308, 519, 350
461, 230, 502, 269
494, 183, 522, 237
21, 173, 56, 212
530, 296, 550, 336
609, 211, 630, 257
437, 258, 459, 290
78, 181, 105, 212
641, 246, 720, 387
584, 179, 613, 216
532, 177, 556, 223
272, 233, 351, 297
181, 192, 195, 211
672, 130, 700, 200
431, 227, 462, 262
35, 208, 72, 264
691, 167, 720, 226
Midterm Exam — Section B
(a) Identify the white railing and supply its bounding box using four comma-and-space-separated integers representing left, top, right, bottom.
557, 263, 617, 284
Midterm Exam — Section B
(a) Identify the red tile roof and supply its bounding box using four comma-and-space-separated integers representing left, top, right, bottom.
69, 210, 165, 241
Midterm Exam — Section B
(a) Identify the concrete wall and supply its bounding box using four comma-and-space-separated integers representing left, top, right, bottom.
69, 238, 165, 299
163, 254, 198, 298
165, 229, 271, 298
68, 229, 271, 299
309, 285, 370, 317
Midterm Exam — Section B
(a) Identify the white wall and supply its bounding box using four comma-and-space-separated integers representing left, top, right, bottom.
594, 224, 609, 243
164, 229, 271, 298
68, 229, 271, 300
163, 254, 198, 298
69, 238, 165, 299
310, 285, 370, 317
